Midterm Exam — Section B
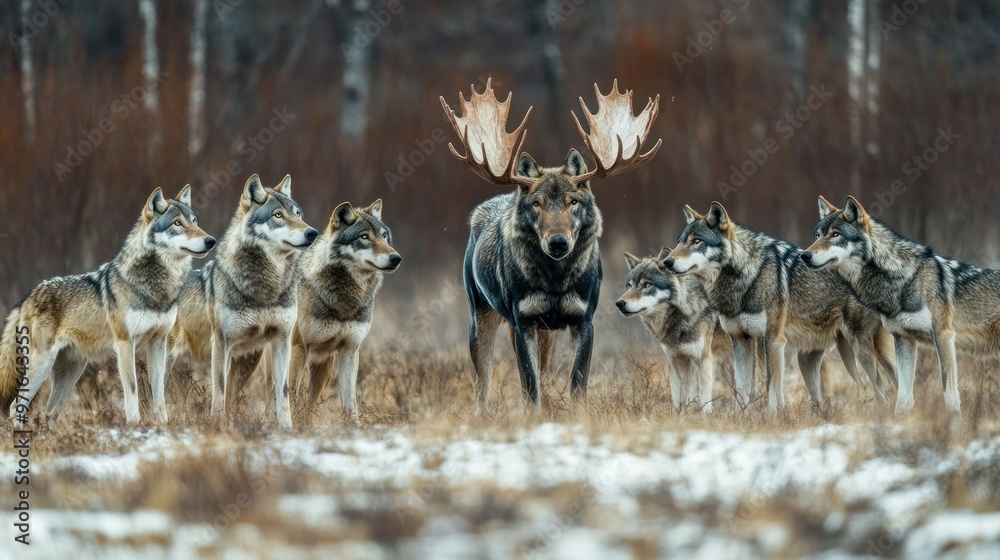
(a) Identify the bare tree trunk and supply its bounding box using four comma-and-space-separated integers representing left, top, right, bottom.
139, 0, 161, 157
848, 0, 881, 191
19, 0, 36, 144
340, 0, 371, 144
526, 0, 567, 140
188, 0, 209, 158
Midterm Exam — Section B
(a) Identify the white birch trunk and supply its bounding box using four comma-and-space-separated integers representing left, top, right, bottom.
188, 0, 209, 157
20, 0, 36, 143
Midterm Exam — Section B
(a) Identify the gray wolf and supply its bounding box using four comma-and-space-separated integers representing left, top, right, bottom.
1, 186, 215, 424
168, 174, 317, 428
281, 199, 400, 422
616, 248, 723, 412
440, 79, 661, 412
801, 195, 991, 413
664, 202, 896, 410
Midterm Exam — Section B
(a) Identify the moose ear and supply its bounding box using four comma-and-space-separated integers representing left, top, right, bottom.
564, 148, 588, 177
145, 187, 169, 217
624, 252, 642, 270
818, 195, 839, 219
843, 196, 870, 229
706, 201, 730, 232
516, 152, 541, 179
243, 174, 268, 206
683, 205, 702, 225
274, 174, 291, 196
176, 184, 192, 207
330, 202, 358, 231
364, 199, 383, 220
655, 246, 672, 266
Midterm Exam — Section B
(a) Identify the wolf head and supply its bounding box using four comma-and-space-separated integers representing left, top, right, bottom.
144, 185, 216, 257
663, 202, 732, 278
237, 174, 318, 251
512, 149, 602, 260
615, 247, 677, 317
326, 199, 401, 273
800, 195, 870, 271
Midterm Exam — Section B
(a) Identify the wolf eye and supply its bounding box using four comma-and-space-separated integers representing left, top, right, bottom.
626, 283, 632, 290
640, 281, 651, 289
831, 232, 841, 238
691, 238, 702, 245
532, 201, 540, 208
273, 211, 283, 219
173, 220, 182, 227
382, 233, 389, 240
361, 234, 370, 240
570, 199, 579, 205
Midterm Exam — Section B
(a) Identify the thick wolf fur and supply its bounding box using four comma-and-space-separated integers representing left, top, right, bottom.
616, 249, 724, 412
664, 202, 896, 410
466, 151, 602, 412
1, 187, 215, 423
801, 195, 996, 413
168, 174, 317, 428
269, 199, 401, 421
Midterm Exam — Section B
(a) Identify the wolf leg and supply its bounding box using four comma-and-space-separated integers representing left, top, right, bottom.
306, 354, 335, 405
569, 321, 594, 399
699, 351, 715, 414
538, 330, 554, 378
932, 327, 961, 413
513, 326, 541, 412
469, 306, 502, 414
338, 346, 362, 422
148, 335, 170, 423
210, 336, 230, 424
894, 335, 918, 413
270, 335, 294, 429
44, 349, 88, 419
730, 336, 754, 409
663, 352, 682, 410
9, 346, 57, 421
114, 339, 141, 424
764, 333, 787, 411
852, 335, 890, 408
797, 350, 825, 405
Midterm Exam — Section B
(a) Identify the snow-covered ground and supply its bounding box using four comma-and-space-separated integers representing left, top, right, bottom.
2, 423, 999, 559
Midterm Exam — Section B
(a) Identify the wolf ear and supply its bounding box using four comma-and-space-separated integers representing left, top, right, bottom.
843, 196, 869, 228
145, 187, 169, 218
516, 152, 541, 179
274, 174, 292, 196
176, 184, 192, 207
364, 199, 383, 220
564, 148, 588, 177
242, 174, 268, 207
655, 246, 673, 266
330, 202, 358, 231
706, 201, 730, 232
624, 252, 642, 270
683, 205, 702, 225
817, 195, 839, 219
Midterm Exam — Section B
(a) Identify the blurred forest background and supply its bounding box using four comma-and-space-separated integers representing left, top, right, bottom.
1, 0, 999, 311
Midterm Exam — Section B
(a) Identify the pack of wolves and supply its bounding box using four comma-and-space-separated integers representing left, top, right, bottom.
0, 80, 988, 427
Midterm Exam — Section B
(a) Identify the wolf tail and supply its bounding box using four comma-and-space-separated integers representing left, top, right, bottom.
873, 326, 899, 393
0, 306, 23, 416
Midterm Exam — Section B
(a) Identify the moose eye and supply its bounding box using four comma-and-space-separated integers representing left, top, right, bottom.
173, 220, 182, 227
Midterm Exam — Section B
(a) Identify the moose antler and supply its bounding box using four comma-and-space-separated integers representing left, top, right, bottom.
570, 80, 661, 184
439, 78, 535, 187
